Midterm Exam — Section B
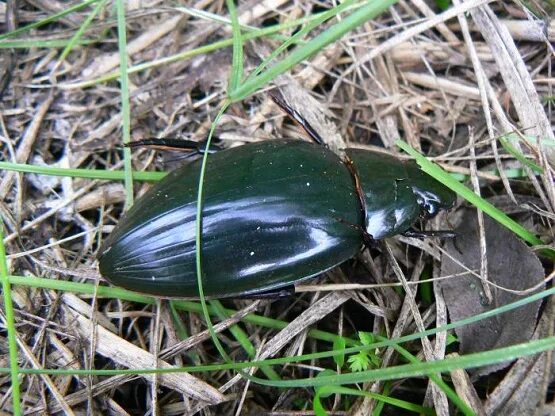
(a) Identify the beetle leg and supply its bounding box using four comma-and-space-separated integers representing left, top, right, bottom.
269, 93, 326, 146
125, 138, 222, 156
402, 229, 457, 239
361, 229, 377, 250
343, 155, 369, 229
333, 216, 376, 250
234, 286, 296, 299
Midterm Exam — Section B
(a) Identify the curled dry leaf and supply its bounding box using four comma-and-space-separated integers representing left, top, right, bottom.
439, 209, 545, 377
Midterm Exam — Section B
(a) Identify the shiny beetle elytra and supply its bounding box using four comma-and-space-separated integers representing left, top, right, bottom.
98, 99, 456, 298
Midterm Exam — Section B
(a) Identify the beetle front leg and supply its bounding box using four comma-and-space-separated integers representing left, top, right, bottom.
361, 229, 378, 251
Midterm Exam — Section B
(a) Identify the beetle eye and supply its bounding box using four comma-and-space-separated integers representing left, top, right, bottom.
414, 190, 441, 218
423, 202, 439, 218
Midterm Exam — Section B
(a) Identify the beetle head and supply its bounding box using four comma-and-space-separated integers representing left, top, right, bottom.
407, 166, 456, 218
413, 189, 445, 218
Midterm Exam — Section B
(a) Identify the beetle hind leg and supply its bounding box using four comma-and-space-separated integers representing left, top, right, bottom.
269, 93, 326, 146
125, 138, 222, 157
234, 286, 296, 299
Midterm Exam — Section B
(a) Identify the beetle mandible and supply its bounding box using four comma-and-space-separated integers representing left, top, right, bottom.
98, 97, 456, 298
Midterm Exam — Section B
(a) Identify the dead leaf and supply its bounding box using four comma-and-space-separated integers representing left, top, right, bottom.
484, 298, 555, 415
439, 209, 545, 377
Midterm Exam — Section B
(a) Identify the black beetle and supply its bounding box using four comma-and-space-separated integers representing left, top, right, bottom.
98, 100, 455, 298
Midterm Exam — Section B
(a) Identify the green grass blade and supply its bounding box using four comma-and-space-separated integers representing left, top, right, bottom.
245, 0, 357, 83
58, 0, 108, 63
62, 7, 361, 88
498, 134, 543, 173
396, 140, 548, 249
5, 274, 355, 347
195, 104, 234, 363
0, 221, 22, 415
0, 0, 100, 42
315, 385, 435, 415
226, 0, 243, 92
379, 336, 474, 415
115, 0, 134, 208
248, 335, 555, 388
195, 100, 283, 378
228, 0, 398, 101
0, 160, 534, 183
175, 4, 282, 39
2, 335, 553, 394
7, 275, 153, 303
0, 161, 165, 181
0, 39, 98, 48
210, 300, 281, 380
6, 273, 554, 373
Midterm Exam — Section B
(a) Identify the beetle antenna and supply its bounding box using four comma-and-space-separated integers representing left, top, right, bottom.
269, 92, 326, 146
402, 229, 457, 239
